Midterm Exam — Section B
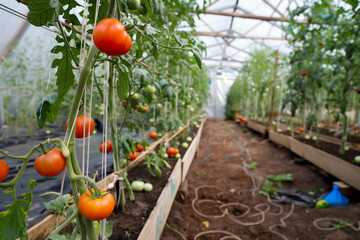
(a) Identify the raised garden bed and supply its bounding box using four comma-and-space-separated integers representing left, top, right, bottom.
247, 119, 267, 135
26, 115, 207, 240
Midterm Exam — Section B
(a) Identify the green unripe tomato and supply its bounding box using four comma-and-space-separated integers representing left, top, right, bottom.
344, 146, 349, 151
186, 136, 192, 142
131, 180, 144, 192
276, 129, 282, 133
144, 183, 153, 192
304, 135, 310, 140
312, 136, 318, 141
46, 130, 52, 134
145, 85, 156, 95
130, 93, 140, 101
315, 200, 330, 209
175, 153, 181, 159
156, 103, 162, 108
181, 142, 189, 149
137, 4, 147, 15
286, 127, 291, 131
149, 119, 154, 123
127, 0, 140, 10
354, 156, 360, 164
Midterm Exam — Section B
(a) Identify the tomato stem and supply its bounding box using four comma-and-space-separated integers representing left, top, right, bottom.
47, 209, 80, 238
56, 16, 79, 67
39, 143, 48, 154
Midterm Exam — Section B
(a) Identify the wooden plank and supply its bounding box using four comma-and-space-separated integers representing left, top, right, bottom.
181, 135, 198, 182
303, 144, 360, 191
247, 120, 267, 135
137, 159, 182, 240
27, 214, 65, 240
269, 130, 291, 149
290, 137, 305, 158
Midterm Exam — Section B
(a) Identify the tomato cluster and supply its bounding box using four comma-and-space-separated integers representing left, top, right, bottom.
167, 147, 179, 158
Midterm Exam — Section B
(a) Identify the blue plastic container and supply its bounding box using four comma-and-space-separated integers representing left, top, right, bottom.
322, 185, 349, 206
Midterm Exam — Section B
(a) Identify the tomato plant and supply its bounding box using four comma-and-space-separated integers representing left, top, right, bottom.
93, 18, 132, 56
0, 159, 9, 183
34, 148, 66, 177
99, 140, 113, 154
66, 115, 95, 138
78, 190, 115, 221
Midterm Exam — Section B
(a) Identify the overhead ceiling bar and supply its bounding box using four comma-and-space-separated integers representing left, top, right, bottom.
195, 32, 286, 40
203, 58, 245, 63
196, 9, 297, 22
263, 0, 287, 18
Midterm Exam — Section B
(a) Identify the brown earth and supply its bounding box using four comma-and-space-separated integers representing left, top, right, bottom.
161, 119, 360, 240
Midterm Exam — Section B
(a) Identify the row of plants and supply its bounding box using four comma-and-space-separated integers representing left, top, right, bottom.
226, 0, 360, 154
0, 0, 210, 239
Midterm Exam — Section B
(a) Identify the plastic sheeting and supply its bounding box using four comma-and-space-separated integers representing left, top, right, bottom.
203, 70, 238, 118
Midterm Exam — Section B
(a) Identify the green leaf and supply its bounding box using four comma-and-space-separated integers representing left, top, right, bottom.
24, 0, 59, 26
0, 201, 28, 240
51, 35, 79, 99
143, 0, 153, 18
192, 48, 202, 69
59, 0, 81, 25
36, 93, 63, 128
117, 74, 129, 100
88, 0, 109, 25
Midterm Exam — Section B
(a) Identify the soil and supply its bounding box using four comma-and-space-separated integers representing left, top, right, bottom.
107, 126, 199, 240
319, 128, 360, 144
161, 119, 360, 240
296, 137, 360, 165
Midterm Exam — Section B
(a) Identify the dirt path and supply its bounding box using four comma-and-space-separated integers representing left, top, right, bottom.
161, 119, 360, 240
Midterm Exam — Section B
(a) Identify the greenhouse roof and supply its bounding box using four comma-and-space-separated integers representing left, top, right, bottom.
193, 0, 304, 80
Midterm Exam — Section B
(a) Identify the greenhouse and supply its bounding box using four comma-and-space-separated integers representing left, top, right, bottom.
0, 0, 360, 239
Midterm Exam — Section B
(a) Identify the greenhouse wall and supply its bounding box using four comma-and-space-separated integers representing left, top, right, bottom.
203, 72, 236, 119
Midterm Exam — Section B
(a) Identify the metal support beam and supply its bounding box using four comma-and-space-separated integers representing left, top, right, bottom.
195, 9, 303, 22
195, 32, 286, 40
263, 0, 286, 18
204, 58, 245, 63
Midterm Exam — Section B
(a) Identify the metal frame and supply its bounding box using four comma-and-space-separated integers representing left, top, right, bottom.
194, 0, 298, 73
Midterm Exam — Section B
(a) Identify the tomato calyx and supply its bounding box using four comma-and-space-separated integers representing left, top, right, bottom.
84, 188, 108, 199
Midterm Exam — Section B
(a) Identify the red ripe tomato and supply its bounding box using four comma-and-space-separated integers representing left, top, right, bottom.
136, 144, 144, 152
66, 115, 95, 138
324, 123, 329, 128
78, 190, 115, 221
275, 56, 279, 60
357, 89, 360, 94
34, 148, 66, 177
241, 118, 247, 123
128, 151, 138, 161
0, 159, 9, 183
167, 147, 176, 156
99, 140, 113, 154
93, 18, 132, 56
319, 42, 323, 46
301, 89, 306, 94
299, 128, 305, 133
149, 132, 158, 139
301, 71, 308, 77
174, 148, 180, 154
